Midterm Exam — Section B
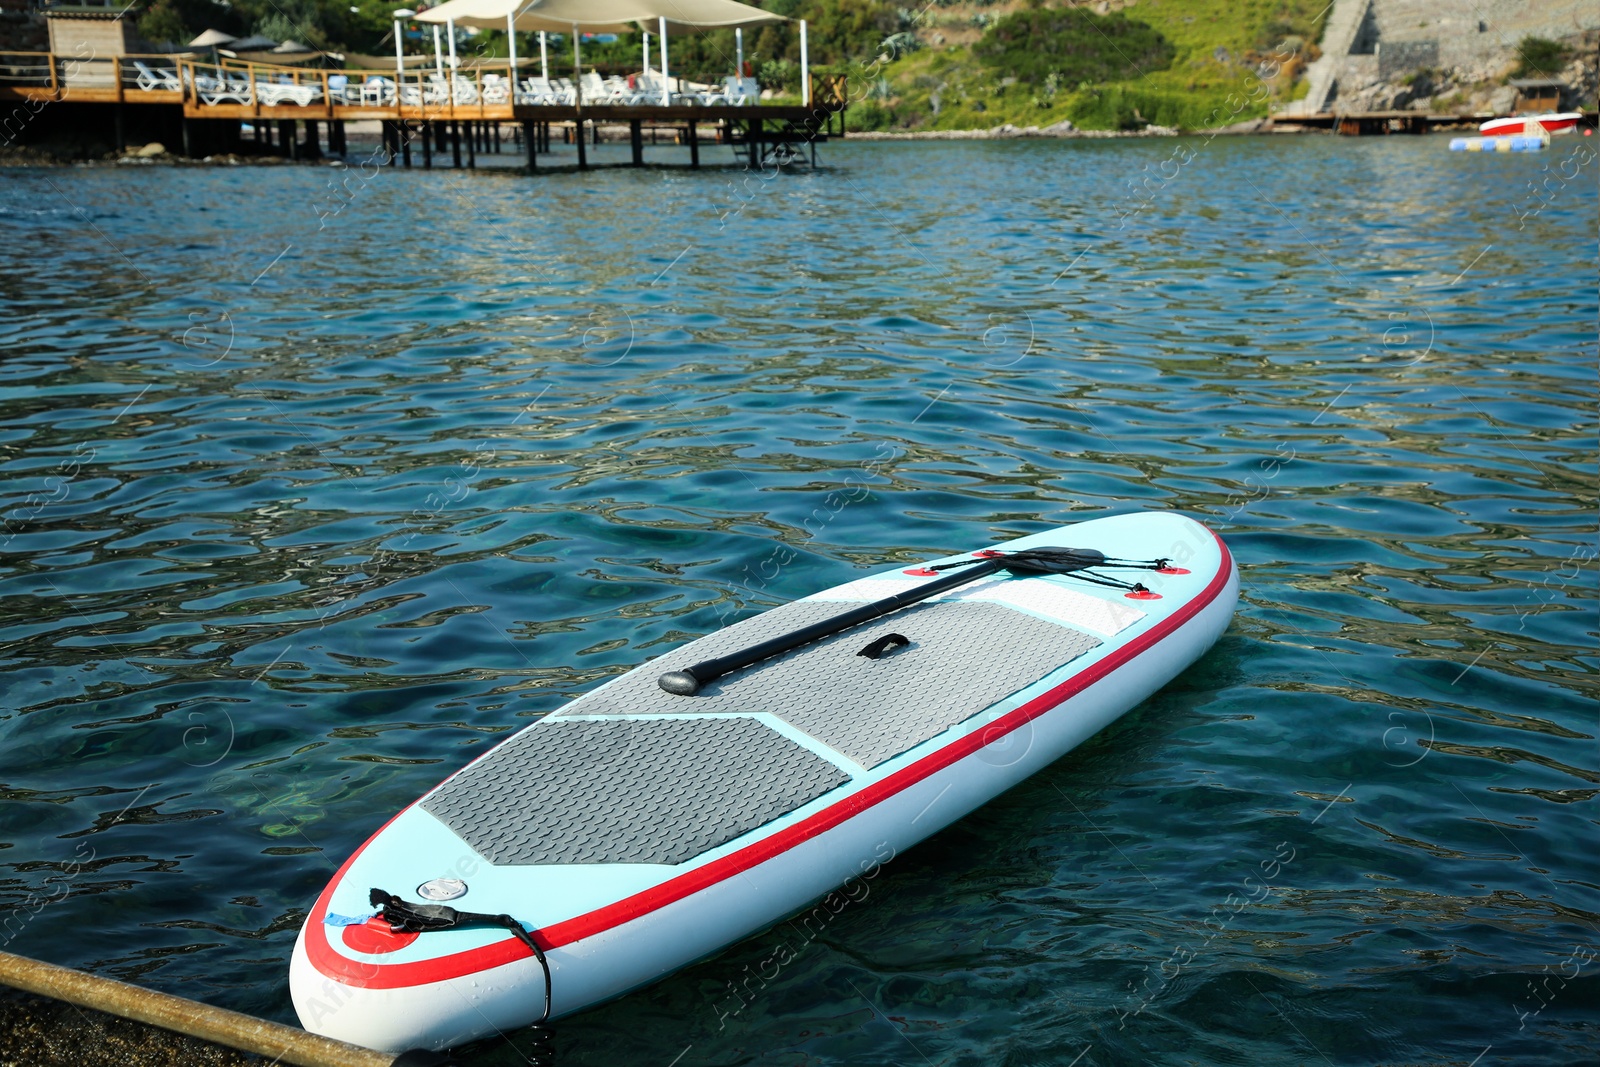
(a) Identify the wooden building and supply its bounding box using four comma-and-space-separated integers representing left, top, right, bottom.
1508, 78, 1565, 114
44, 1, 143, 88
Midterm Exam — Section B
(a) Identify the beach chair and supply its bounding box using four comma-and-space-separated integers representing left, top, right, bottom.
578, 71, 610, 103
423, 72, 471, 106
219, 69, 254, 104
613, 80, 647, 105
132, 60, 180, 93
361, 76, 394, 106
693, 79, 729, 106
667, 77, 705, 106
187, 66, 241, 106
723, 76, 759, 106
399, 77, 448, 107
517, 76, 550, 104
259, 76, 322, 106
598, 75, 643, 104
635, 71, 666, 104
481, 73, 510, 105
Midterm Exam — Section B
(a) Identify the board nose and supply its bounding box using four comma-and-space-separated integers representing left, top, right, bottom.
290, 921, 553, 1054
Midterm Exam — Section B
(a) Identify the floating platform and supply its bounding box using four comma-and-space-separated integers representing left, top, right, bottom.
1449, 135, 1548, 152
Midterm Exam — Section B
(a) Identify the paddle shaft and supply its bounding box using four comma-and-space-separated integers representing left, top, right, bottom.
659, 556, 1005, 695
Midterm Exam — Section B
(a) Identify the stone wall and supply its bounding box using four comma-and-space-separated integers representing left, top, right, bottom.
1377, 39, 1437, 80
1371, 0, 1596, 73
1288, 0, 1600, 114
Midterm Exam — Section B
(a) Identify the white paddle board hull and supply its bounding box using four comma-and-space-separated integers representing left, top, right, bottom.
290, 511, 1238, 1051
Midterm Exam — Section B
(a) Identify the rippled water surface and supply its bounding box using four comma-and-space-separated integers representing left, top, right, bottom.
1, 135, 1596, 1066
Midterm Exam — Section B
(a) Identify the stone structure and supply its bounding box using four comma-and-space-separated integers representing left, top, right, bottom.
1287, 0, 1600, 114
1377, 39, 1438, 81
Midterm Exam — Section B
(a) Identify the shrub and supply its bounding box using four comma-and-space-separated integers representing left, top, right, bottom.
1065, 85, 1260, 131
846, 101, 891, 131
758, 58, 798, 93
1514, 36, 1567, 77
974, 8, 1176, 86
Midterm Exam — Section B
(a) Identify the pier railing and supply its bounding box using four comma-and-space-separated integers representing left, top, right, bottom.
0, 51, 186, 100
0, 50, 835, 119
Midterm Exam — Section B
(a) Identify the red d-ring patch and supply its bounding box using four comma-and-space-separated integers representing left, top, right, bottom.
973, 550, 1004, 558
904, 568, 938, 577
1126, 590, 1162, 600
342, 917, 420, 955
1156, 567, 1190, 575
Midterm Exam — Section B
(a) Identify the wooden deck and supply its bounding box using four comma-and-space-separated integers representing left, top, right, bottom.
0, 82, 830, 127
0, 51, 846, 142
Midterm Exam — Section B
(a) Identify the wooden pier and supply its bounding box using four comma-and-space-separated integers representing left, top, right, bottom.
0, 51, 848, 169
1273, 109, 1597, 136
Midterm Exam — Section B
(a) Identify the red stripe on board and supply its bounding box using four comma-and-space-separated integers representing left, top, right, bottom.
307, 531, 1234, 989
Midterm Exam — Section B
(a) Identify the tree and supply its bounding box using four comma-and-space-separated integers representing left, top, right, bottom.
1514, 36, 1567, 78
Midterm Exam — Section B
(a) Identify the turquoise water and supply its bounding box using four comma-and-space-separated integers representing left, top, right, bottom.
1, 135, 1595, 1066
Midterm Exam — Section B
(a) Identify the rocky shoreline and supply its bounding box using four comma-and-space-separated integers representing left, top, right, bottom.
842, 117, 1306, 140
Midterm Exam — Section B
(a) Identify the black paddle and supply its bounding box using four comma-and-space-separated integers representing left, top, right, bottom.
658, 546, 1165, 696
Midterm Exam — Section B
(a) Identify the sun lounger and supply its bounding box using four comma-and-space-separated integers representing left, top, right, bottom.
480, 74, 511, 105
360, 76, 394, 106
132, 60, 181, 93
516, 76, 550, 104
258, 78, 323, 106
186, 66, 249, 106
723, 76, 759, 106
328, 74, 363, 104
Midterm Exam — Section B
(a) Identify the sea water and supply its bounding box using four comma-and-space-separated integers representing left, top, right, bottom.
0, 134, 1595, 1065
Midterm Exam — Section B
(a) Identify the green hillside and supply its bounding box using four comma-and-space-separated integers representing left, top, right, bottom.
840, 0, 1330, 132
130, 0, 1328, 132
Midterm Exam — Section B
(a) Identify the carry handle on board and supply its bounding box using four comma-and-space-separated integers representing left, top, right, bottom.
658, 546, 1169, 696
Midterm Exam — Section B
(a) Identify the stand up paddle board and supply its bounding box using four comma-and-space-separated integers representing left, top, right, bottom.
290, 511, 1237, 1052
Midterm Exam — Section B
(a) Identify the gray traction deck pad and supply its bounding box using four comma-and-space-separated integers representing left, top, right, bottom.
423, 717, 849, 866
568, 599, 1102, 769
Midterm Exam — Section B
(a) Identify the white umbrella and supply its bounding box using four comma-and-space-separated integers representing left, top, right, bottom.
513, 0, 793, 103
523, 0, 784, 31
415, 0, 630, 33
417, 0, 790, 105
189, 29, 237, 71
